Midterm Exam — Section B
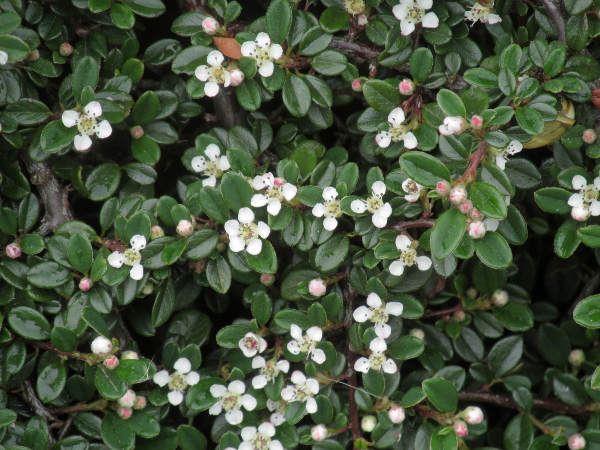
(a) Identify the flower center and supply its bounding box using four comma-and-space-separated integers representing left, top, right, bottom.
298, 337, 317, 354
344, 0, 365, 14
250, 435, 271, 450
371, 306, 389, 324
366, 196, 384, 214
406, 5, 426, 23
470, 4, 491, 20
404, 181, 420, 195
77, 114, 98, 136
293, 384, 315, 402
168, 373, 188, 391
238, 222, 258, 244
324, 199, 342, 218
582, 185, 599, 203
390, 125, 409, 142
260, 361, 279, 382
254, 46, 274, 67
203, 159, 223, 179
369, 352, 387, 370
123, 249, 141, 266
265, 186, 282, 201
208, 66, 228, 84
400, 248, 417, 266
222, 393, 242, 411
241, 336, 259, 351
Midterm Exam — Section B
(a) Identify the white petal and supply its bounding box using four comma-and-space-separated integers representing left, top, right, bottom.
246, 239, 263, 255
416, 255, 432, 271
129, 264, 143, 281
282, 184, 297, 201
372, 212, 388, 228
495, 156, 507, 170
195, 65, 210, 81
241, 394, 257, 411
84, 101, 102, 118
208, 50, 224, 67
311, 348, 326, 364
403, 132, 418, 149
591, 201, 600, 216
238, 207, 254, 224
276, 360, 290, 373
372, 181, 386, 196
484, 218, 499, 232
267, 201, 282, 216
370, 337, 387, 353
0, 50, 8, 65
257, 221, 271, 239
252, 375, 268, 389
568, 193, 584, 207
62, 110, 80, 128
367, 293, 382, 308
572, 175, 587, 190
251, 194, 268, 207
388, 108, 405, 127
241, 427, 257, 442
323, 217, 338, 231
252, 175, 266, 190
168, 391, 184, 406
229, 236, 245, 252
226, 409, 243, 425
395, 235, 412, 251
130, 235, 146, 251
376, 132, 392, 148
259, 422, 276, 438
383, 359, 398, 374
417, 0, 433, 9
386, 302, 404, 316
400, 19, 416, 35
252, 356, 266, 369
241, 41, 257, 57
306, 326, 322, 342
354, 358, 371, 373
392, 4, 408, 20
185, 371, 200, 386
487, 14, 502, 24
389, 260, 405, 276
256, 32, 271, 47
281, 387, 295, 402
422, 12, 439, 28
204, 144, 221, 161
379, 203, 392, 218
312, 203, 325, 217
153, 370, 171, 387
269, 440, 284, 450
594, 177, 600, 190
375, 322, 391, 339
270, 44, 283, 59
291, 370, 306, 385
74, 134, 92, 151
323, 187, 338, 201
351, 200, 368, 213
290, 324, 303, 340
174, 358, 192, 374
204, 81, 220, 97
209, 402, 223, 415
353, 306, 373, 323
107, 251, 126, 268
210, 384, 227, 398
224, 219, 240, 236
191, 156, 206, 172
306, 397, 318, 414
229, 380, 246, 395
259, 62, 274, 77
95, 120, 112, 139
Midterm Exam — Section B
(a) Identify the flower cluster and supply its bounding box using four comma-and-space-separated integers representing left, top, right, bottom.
195, 50, 244, 97
568, 175, 600, 221
107, 235, 146, 281
287, 325, 326, 364
241, 32, 283, 78
191, 143, 231, 186
464, 1, 502, 24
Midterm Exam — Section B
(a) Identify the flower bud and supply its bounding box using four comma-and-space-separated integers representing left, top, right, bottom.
260, 274, 276, 286
351, 78, 365, 92
449, 186, 468, 205
572, 205, 591, 222
6, 243, 21, 259
357, 14, 368, 26
202, 17, 219, 35
470, 208, 484, 221
117, 406, 133, 420
59, 43, 73, 57
27, 50, 40, 62
130, 125, 144, 139
583, 129, 597, 144
308, 278, 327, 297
466, 287, 478, 299
453, 310, 465, 322
118, 389, 136, 408
409, 329, 424, 341
468, 221, 487, 239
133, 395, 147, 410
491, 289, 508, 307
436, 180, 451, 196
470, 115, 483, 129
569, 349, 586, 367
91, 336, 113, 356
176, 219, 194, 237
122, 351, 139, 360
142, 283, 154, 295
458, 200, 473, 214
464, 406, 484, 424
388, 406, 406, 424
150, 225, 165, 240
104, 355, 120, 370
454, 420, 468, 437
568, 434, 586, 450
361, 415, 377, 432
311, 424, 328, 442
399, 79, 415, 96
229, 69, 245, 87
79, 277, 93, 292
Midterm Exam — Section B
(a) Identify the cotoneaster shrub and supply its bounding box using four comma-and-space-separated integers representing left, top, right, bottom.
2, 0, 600, 449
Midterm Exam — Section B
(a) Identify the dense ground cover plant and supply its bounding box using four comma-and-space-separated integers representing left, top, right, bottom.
4, 0, 600, 448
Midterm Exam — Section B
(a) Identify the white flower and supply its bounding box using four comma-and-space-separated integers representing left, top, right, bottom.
239, 332, 268, 358
402, 178, 425, 202
568, 175, 600, 221
438, 116, 466, 136
209, 380, 257, 425
225, 207, 271, 255
194, 51, 231, 97
392, 0, 439, 36
153, 358, 200, 406
465, 2, 502, 25
281, 371, 320, 413
91, 336, 112, 356
389, 235, 432, 277
62, 101, 112, 151
267, 399, 287, 425
191, 143, 231, 187
468, 218, 499, 239
287, 325, 327, 364
375, 108, 418, 149
494, 140, 523, 170
251, 172, 298, 216
240, 32, 283, 78
355, 337, 398, 374
312, 187, 343, 231
343, 0, 365, 14
107, 235, 146, 281
353, 293, 403, 339
351, 181, 393, 228
0, 51, 8, 65
251, 357, 290, 389
240, 422, 283, 450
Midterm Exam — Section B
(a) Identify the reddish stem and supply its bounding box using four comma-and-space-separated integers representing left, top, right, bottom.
422, 302, 464, 319
458, 141, 488, 183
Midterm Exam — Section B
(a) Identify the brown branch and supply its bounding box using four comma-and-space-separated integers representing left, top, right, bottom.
386, 219, 435, 231
21, 151, 73, 236
51, 399, 109, 415
458, 141, 488, 184
344, 267, 362, 443
25, 339, 94, 364
538, 0, 566, 43
20, 380, 57, 424
330, 38, 410, 73
422, 302, 463, 318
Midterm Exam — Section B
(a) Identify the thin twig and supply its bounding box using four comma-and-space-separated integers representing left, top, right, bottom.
344, 267, 362, 443
386, 219, 435, 231
458, 141, 488, 184
422, 302, 463, 318
538, 0, 566, 43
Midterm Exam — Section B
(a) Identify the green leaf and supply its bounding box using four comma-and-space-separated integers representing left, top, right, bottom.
534, 188, 572, 214
101, 413, 135, 450
132, 136, 160, 165
488, 335, 522, 377
0, 35, 30, 63
470, 183, 508, 219
20, 234, 44, 255
206, 257, 231, 293
236, 79, 261, 111
399, 152, 450, 188
362, 80, 400, 113
430, 209, 466, 260
504, 414, 534, 450
111, 3, 135, 28
311, 50, 348, 76
437, 89, 466, 118
410, 48, 433, 82
387, 336, 424, 360
185, 230, 219, 260
431, 427, 458, 450
85, 163, 121, 202
199, 186, 229, 224
564, 0, 593, 14
152, 278, 176, 327
422, 378, 458, 412
51, 327, 77, 352
178, 425, 207, 450
27, 261, 71, 288
82, 306, 111, 337
36, 362, 66, 403
72, 57, 99, 103
220, 172, 253, 213
494, 302, 534, 332
544, 48, 566, 78
40, 120, 78, 153
251, 291, 272, 325
475, 231, 512, 269
0, 12, 21, 35
68, 234, 93, 273
246, 240, 278, 275
554, 218, 581, 258
0, 409, 17, 428
8, 306, 51, 340
95, 366, 128, 400
132, 91, 159, 125
282, 73, 311, 117
319, 6, 349, 33
516, 107, 544, 135
116, 359, 155, 384
566, 15, 588, 51
6, 99, 51, 126
464, 68, 498, 89
574, 294, 600, 328
216, 325, 248, 348
121, 0, 166, 17
266, 0, 292, 44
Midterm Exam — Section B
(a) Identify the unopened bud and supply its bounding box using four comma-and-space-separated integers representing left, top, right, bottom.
409, 329, 424, 341
466, 287, 478, 299
176, 219, 194, 237
117, 406, 133, 420
357, 13, 368, 26
399, 79, 415, 96
491, 289, 508, 307
449, 186, 468, 205
118, 389, 136, 408
130, 126, 144, 140
308, 278, 327, 297
150, 225, 164, 240
351, 78, 365, 92
468, 221, 487, 239
311, 424, 328, 441
229, 69, 245, 87
260, 274, 276, 286
583, 129, 597, 144
133, 395, 147, 410
464, 406, 484, 424
568, 434, 586, 450
104, 355, 120, 370
568, 349, 586, 367
6, 243, 21, 259
91, 336, 113, 356
572, 205, 592, 222
458, 200, 473, 214
27, 50, 40, 62
202, 17, 220, 35
388, 406, 406, 423
454, 420, 468, 437
59, 43, 73, 57
361, 415, 377, 432
470, 208, 484, 221
470, 115, 483, 129
436, 180, 451, 196
121, 351, 139, 360
79, 277, 93, 291
142, 283, 154, 295
453, 310, 465, 322
216, 242, 227, 252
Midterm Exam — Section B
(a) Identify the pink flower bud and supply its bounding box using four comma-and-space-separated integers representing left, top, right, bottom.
491, 289, 508, 307
121, 351, 139, 360
454, 420, 468, 437
104, 355, 120, 370
572, 205, 591, 222
351, 78, 365, 92
583, 129, 597, 144
357, 14, 368, 26
444, 116, 466, 134
568, 434, 586, 450
361, 415, 377, 432
27, 50, 40, 62
202, 17, 219, 35
118, 389, 136, 408
468, 221, 487, 239
399, 79, 415, 96
133, 395, 147, 410
117, 406, 133, 420
436, 181, 451, 196
449, 186, 468, 205
464, 406, 484, 424
458, 200, 473, 214
388, 406, 406, 423
176, 219, 194, 237
470, 208, 484, 221
91, 336, 112, 356
311, 424, 328, 441
470, 115, 483, 129
130, 126, 144, 140
59, 43, 73, 57
308, 278, 327, 297
150, 225, 165, 240
229, 69, 245, 87
6, 243, 21, 259
453, 311, 465, 322
260, 274, 276, 286
568, 349, 586, 367
79, 277, 93, 292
